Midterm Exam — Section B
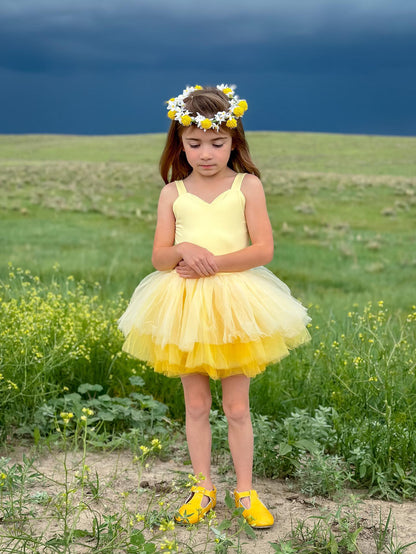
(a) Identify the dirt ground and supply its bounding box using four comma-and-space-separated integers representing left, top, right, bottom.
3, 448, 416, 553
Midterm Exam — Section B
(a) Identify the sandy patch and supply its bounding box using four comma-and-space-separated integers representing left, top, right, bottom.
1, 448, 416, 553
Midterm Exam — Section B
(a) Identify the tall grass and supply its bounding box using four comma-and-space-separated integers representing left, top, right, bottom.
0, 265, 131, 437
1, 266, 415, 498
248, 301, 416, 498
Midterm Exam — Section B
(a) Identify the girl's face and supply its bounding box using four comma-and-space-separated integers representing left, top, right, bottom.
182, 126, 233, 178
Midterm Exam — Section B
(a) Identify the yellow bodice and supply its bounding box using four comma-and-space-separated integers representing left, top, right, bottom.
173, 173, 250, 256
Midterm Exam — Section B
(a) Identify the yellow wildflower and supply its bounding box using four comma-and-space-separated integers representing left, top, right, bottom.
60, 412, 74, 424
168, 110, 176, 120
151, 438, 162, 450
160, 539, 177, 551
159, 519, 175, 531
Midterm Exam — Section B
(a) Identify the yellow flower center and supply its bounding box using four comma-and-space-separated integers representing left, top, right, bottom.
181, 115, 192, 126
200, 118, 213, 129
226, 118, 237, 128
233, 106, 244, 117
238, 100, 248, 111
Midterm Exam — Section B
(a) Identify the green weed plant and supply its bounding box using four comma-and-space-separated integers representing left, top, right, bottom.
0, 412, 255, 553
270, 497, 416, 553
250, 301, 416, 499
0, 265, 135, 438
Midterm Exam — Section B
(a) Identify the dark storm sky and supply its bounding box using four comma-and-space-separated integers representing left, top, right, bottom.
1, 0, 415, 136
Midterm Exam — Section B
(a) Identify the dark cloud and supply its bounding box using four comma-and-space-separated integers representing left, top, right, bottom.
1, 2, 415, 74
1, 0, 415, 135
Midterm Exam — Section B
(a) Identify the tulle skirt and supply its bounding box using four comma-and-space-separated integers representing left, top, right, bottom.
118, 267, 311, 379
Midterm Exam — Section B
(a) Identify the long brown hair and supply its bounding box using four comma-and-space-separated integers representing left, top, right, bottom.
159, 87, 260, 184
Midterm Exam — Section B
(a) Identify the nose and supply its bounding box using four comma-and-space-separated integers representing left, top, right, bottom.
200, 146, 212, 160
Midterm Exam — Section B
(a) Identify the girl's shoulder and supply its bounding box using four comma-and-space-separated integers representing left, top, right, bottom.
158, 181, 180, 206
241, 173, 265, 199
163, 180, 179, 193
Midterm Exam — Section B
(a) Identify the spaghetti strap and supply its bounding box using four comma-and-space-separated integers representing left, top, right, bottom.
231, 173, 246, 191
175, 180, 187, 196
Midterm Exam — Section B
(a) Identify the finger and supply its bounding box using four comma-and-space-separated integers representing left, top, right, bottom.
191, 260, 209, 276
201, 258, 217, 275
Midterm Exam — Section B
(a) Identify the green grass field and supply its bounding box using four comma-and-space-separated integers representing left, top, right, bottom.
1, 132, 416, 500
1, 132, 415, 313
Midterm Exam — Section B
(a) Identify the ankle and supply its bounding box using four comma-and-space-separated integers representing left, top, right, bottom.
197, 479, 214, 489
235, 485, 252, 495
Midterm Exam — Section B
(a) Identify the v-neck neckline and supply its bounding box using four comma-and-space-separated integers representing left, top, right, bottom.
180, 174, 239, 206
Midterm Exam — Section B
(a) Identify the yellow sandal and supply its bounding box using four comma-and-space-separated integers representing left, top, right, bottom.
175, 485, 217, 524
234, 489, 274, 528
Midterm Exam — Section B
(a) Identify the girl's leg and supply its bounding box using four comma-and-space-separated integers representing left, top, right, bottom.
181, 373, 213, 490
222, 375, 274, 526
221, 375, 253, 493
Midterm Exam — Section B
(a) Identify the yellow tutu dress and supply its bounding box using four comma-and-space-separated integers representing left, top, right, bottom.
118, 173, 311, 379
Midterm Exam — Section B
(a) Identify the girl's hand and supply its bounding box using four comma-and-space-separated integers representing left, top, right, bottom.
175, 260, 201, 279
177, 243, 218, 277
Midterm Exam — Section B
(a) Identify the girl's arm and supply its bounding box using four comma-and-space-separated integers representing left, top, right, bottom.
216, 174, 274, 271
152, 183, 218, 276
176, 175, 273, 277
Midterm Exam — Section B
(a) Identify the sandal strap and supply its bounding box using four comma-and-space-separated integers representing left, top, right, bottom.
234, 489, 254, 499
190, 485, 216, 499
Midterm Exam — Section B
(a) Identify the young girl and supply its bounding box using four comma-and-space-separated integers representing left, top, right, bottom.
118, 84, 310, 528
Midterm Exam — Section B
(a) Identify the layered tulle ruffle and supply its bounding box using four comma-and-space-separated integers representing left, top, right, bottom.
118, 267, 311, 379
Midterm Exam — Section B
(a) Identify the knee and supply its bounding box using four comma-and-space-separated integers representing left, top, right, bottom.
223, 399, 250, 424
185, 393, 212, 420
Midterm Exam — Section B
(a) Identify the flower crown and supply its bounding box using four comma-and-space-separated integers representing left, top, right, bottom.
166, 84, 248, 132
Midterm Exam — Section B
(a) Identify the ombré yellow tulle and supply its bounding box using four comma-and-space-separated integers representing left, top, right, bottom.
118, 266, 311, 379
